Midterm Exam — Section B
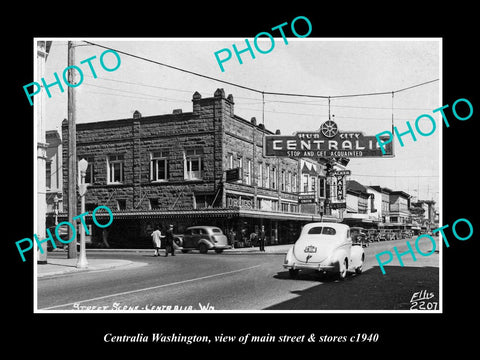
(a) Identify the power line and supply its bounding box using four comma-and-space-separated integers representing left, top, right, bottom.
82, 40, 439, 101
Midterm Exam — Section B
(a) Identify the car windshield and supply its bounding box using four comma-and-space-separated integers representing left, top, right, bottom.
307, 226, 336, 235
211, 228, 222, 233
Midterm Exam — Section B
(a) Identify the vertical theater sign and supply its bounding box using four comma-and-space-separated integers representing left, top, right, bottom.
264, 120, 394, 217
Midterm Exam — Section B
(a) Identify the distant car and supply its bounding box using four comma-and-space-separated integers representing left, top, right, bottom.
377, 231, 386, 241
350, 226, 368, 246
178, 226, 231, 254
367, 229, 380, 242
283, 223, 365, 280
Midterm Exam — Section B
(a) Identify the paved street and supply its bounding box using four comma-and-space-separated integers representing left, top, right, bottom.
37, 238, 440, 311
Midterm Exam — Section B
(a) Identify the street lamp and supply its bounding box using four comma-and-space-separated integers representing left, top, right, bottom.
77, 158, 88, 269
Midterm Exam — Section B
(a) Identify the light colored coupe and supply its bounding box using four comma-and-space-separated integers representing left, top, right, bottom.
283, 223, 365, 280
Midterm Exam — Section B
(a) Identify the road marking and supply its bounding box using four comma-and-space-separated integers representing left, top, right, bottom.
40, 264, 261, 310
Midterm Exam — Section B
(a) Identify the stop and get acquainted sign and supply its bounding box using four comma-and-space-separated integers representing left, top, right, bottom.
264, 120, 394, 158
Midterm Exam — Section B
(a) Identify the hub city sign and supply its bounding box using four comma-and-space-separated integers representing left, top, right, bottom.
264, 120, 394, 159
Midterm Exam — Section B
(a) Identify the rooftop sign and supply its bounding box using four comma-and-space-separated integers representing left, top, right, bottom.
264, 120, 394, 158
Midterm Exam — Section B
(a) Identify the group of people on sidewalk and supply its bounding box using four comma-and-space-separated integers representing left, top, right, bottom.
150, 224, 267, 255
151, 224, 175, 257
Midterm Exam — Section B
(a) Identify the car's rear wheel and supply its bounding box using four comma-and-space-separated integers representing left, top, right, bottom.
355, 254, 365, 274
338, 258, 348, 280
198, 243, 208, 254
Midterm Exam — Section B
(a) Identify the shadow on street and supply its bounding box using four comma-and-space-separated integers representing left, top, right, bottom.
267, 265, 439, 310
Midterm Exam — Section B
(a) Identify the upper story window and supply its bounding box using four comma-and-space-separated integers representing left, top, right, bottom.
46, 161, 52, 189
257, 162, 263, 187
245, 159, 252, 185
150, 151, 169, 182
107, 154, 124, 184
310, 176, 316, 192
185, 148, 203, 180
319, 178, 326, 198
265, 164, 270, 189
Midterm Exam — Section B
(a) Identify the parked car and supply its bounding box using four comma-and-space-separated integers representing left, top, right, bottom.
283, 223, 365, 280
378, 231, 387, 241
367, 229, 380, 242
384, 230, 397, 241
178, 226, 231, 254
350, 227, 368, 246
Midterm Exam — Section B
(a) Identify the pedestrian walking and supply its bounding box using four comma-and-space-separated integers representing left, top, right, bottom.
258, 225, 266, 252
151, 225, 165, 257
165, 224, 175, 257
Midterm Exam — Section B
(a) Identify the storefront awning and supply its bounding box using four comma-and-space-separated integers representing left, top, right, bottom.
52, 207, 326, 222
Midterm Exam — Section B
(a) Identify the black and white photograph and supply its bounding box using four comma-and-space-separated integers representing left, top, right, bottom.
8, 8, 478, 353
33, 37, 442, 313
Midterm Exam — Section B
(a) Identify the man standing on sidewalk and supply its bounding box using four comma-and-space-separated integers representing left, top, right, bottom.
258, 225, 266, 252
165, 224, 175, 257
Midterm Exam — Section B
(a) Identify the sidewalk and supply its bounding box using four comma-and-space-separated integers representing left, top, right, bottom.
36, 258, 144, 278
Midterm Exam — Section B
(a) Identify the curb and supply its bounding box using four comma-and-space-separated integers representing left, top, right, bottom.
37, 259, 143, 278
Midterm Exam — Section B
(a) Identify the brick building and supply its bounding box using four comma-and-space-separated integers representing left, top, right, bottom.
60, 89, 343, 248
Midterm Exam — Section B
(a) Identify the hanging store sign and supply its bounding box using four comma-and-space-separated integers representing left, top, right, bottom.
264, 120, 394, 158
333, 170, 351, 176
298, 193, 316, 204
226, 168, 241, 182
330, 202, 346, 210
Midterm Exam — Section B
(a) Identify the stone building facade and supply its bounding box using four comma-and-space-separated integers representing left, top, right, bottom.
60, 89, 341, 248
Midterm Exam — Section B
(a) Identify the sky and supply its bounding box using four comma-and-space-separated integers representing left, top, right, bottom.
39, 38, 441, 205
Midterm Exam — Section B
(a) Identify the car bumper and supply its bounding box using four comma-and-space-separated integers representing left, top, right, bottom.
283, 262, 335, 271
212, 244, 232, 250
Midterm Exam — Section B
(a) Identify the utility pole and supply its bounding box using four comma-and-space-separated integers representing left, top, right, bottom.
67, 41, 77, 259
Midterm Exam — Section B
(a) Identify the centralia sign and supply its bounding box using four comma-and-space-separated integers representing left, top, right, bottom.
264, 120, 394, 158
